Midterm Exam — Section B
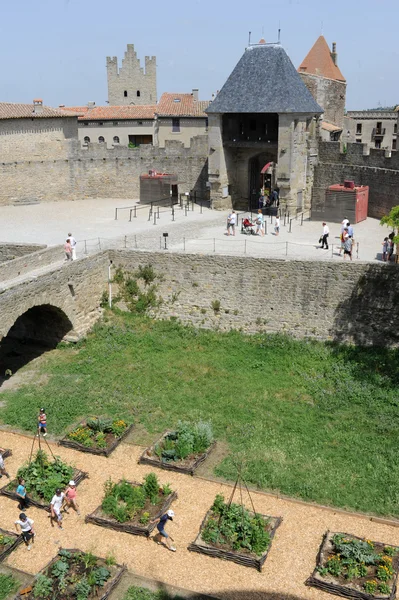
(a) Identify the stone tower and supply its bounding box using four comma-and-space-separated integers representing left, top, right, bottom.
298, 36, 346, 129
106, 44, 157, 106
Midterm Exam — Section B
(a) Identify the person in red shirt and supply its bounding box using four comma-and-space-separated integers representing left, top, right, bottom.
63, 480, 80, 515
37, 408, 47, 437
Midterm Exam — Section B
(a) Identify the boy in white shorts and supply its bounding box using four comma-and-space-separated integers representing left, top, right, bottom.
51, 489, 65, 529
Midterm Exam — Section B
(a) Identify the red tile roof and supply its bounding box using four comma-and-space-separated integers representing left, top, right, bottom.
298, 36, 346, 82
61, 105, 157, 121
156, 93, 209, 117
0, 102, 79, 120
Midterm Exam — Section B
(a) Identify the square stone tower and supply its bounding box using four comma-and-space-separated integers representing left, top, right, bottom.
106, 44, 157, 106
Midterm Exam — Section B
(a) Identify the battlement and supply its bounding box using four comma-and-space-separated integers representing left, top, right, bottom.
106, 43, 157, 106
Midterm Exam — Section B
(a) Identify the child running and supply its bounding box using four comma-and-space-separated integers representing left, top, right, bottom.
0, 448, 10, 479
151, 509, 176, 552
63, 480, 80, 515
15, 513, 35, 551
37, 408, 47, 437
50, 488, 65, 529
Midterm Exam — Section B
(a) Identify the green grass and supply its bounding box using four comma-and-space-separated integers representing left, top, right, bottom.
124, 586, 183, 600
1, 311, 399, 517
0, 574, 19, 600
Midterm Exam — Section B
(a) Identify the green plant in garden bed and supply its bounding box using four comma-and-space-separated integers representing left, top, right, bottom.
0, 534, 15, 548
101, 473, 172, 523
10, 450, 73, 503
0, 573, 19, 600
154, 421, 213, 462
67, 417, 129, 448
201, 494, 271, 557
316, 534, 399, 595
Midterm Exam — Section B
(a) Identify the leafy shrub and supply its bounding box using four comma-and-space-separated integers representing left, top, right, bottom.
0, 534, 15, 547
143, 473, 159, 504
211, 300, 221, 313
102, 475, 165, 523
15, 451, 73, 502
92, 566, 111, 587
135, 264, 156, 286
0, 574, 18, 600
111, 419, 128, 437
378, 582, 391, 594
95, 432, 107, 448
51, 559, 69, 577
33, 575, 53, 599
75, 576, 91, 600
157, 421, 213, 462
139, 512, 150, 525
202, 494, 271, 557
364, 580, 378, 594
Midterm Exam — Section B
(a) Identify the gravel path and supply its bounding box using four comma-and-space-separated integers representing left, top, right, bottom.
1, 431, 398, 599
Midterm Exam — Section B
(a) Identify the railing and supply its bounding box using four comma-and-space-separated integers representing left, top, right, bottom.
372, 128, 386, 137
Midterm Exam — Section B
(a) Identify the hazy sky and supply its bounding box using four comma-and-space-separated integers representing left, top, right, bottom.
1, 0, 398, 110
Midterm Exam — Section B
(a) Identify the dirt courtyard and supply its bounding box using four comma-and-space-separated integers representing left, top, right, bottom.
1, 431, 399, 599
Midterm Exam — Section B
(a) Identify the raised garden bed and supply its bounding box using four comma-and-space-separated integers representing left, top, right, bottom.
86, 474, 177, 538
0, 529, 23, 563
14, 548, 126, 600
0, 450, 87, 511
188, 494, 282, 571
306, 531, 399, 600
59, 418, 133, 457
139, 422, 215, 475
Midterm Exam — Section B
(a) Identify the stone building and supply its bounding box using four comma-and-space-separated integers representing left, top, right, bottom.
106, 44, 157, 106
155, 91, 209, 148
298, 36, 346, 141
206, 41, 322, 210
345, 110, 398, 151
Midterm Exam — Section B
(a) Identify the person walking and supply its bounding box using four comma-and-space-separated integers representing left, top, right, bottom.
37, 408, 47, 437
68, 233, 77, 260
63, 481, 80, 515
151, 509, 176, 552
347, 222, 354, 240
226, 211, 237, 236
274, 215, 280, 236
339, 227, 349, 256
387, 233, 395, 261
16, 477, 30, 510
0, 448, 10, 479
15, 513, 35, 550
343, 235, 353, 261
382, 237, 389, 261
64, 239, 72, 261
255, 209, 264, 236
50, 489, 65, 529
320, 222, 329, 249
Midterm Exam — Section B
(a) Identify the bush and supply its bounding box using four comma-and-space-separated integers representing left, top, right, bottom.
0, 574, 18, 600
157, 421, 213, 462
16, 451, 74, 502
143, 473, 159, 504
101, 475, 165, 522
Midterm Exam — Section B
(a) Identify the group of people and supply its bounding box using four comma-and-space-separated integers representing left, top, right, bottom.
319, 218, 355, 260
382, 232, 395, 262
64, 232, 77, 261
229, 210, 280, 237
258, 188, 279, 209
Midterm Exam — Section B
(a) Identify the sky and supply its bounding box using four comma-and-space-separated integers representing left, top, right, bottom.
1, 0, 398, 111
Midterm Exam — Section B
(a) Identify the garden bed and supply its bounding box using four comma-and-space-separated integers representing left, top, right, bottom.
0, 450, 87, 511
14, 548, 126, 600
139, 423, 215, 476
0, 529, 23, 563
187, 494, 282, 571
86, 475, 177, 538
306, 531, 399, 600
59, 418, 133, 457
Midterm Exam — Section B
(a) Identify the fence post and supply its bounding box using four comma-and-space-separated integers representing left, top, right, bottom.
84, 240, 87, 255
301, 212, 303, 226
129, 209, 132, 222
289, 219, 292, 233
200, 201, 203, 214
153, 212, 157, 225
244, 239, 247, 254
98, 238, 101, 250
157, 206, 160, 219
124, 235, 127, 248
134, 235, 137, 249
134, 206, 137, 218
114, 208, 118, 220
172, 207, 175, 221
213, 238, 216, 252
285, 241, 288, 256
183, 237, 186, 251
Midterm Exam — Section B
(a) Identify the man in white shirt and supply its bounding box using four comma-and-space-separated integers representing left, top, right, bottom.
68, 232, 77, 260
226, 211, 237, 236
321, 222, 329, 249
15, 513, 35, 550
51, 488, 65, 529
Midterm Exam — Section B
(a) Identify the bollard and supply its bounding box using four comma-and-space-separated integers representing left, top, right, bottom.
185, 205, 188, 217
153, 212, 157, 225
114, 208, 118, 220
172, 207, 175, 221
183, 237, 186, 251
129, 209, 133, 222
289, 219, 292, 233
98, 238, 102, 250
357, 242, 359, 259
84, 240, 87, 255
124, 235, 127, 248
134, 206, 137, 218
150, 202, 153, 216
148, 209, 151, 221
200, 201, 203, 214
160, 236, 162, 250
301, 212, 303, 226
213, 238, 216, 252
157, 206, 160, 218
285, 241, 288, 256
283, 214, 286, 226
244, 239, 247, 254
134, 235, 137, 249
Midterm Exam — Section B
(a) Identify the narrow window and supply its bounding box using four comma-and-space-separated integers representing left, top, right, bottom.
113, 136, 120, 144
393, 139, 397, 150
124, 91, 128, 97
172, 118, 180, 132
83, 122, 89, 126
356, 123, 362, 135
84, 136, 90, 144
136, 90, 141, 97
356, 139, 362, 143
375, 140, 381, 149
394, 123, 398, 134
376, 121, 382, 133
98, 136, 105, 143
113, 121, 119, 126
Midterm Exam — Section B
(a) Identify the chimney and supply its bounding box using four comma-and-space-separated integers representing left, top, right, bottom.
87, 101, 96, 109
33, 99, 43, 115
192, 88, 199, 102
331, 42, 337, 65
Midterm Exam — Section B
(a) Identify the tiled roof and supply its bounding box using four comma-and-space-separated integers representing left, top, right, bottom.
298, 36, 346, 82
0, 102, 79, 120
207, 44, 323, 114
156, 93, 209, 117
59, 106, 89, 115
60, 105, 157, 121
321, 121, 342, 132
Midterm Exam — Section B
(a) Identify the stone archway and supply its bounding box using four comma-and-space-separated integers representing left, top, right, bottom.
0, 304, 73, 386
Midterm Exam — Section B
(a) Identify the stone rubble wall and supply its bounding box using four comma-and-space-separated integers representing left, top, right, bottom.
0, 243, 46, 264
0, 245, 64, 283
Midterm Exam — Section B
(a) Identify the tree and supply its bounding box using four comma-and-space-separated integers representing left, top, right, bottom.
380, 205, 399, 245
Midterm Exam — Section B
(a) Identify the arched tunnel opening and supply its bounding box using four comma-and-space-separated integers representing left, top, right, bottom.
0, 304, 73, 387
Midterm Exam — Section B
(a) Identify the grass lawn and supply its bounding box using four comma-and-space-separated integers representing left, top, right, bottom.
1, 311, 398, 518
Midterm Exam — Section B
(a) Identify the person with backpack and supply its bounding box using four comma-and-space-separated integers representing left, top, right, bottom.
151, 509, 176, 552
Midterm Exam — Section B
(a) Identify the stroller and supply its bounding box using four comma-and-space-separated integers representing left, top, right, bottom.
242, 217, 256, 235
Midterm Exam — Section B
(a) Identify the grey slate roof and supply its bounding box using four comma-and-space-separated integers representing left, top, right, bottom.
206, 44, 323, 114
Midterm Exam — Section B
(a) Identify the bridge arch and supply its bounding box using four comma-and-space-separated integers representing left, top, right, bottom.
0, 304, 74, 385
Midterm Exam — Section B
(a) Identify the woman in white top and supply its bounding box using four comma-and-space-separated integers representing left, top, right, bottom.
15, 513, 35, 550
226, 211, 237, 236
51, 489, 65, 529
274, 216, 280, 236
255, 210, 264, 236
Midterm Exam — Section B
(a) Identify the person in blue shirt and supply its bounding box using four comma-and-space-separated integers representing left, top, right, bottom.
16, 477, 30, 510
347, 223, 354, 239
151, 509, 176, 552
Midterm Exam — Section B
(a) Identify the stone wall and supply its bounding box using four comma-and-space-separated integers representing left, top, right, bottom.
106, 44, 157, 106
313, 141, 399, 218
0, 243, 46, 264
0, 245, 64, 283
300, 74, 346, 128
109, 250, 399, 347
0, 136, 208, 206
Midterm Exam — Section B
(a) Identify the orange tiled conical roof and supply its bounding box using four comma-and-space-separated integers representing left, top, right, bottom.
298, 36, 346, 82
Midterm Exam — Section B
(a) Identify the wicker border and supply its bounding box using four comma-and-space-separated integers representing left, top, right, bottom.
59, 422, 134, 457
0, 527, 23, 563
188, 508, 282, 572
14, 548, 126, 600
0, 468, 88, 512
139, 430, 216, 475
1, 449, 12, 460
85, 480, 178, 538
306, 531, 399, 600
